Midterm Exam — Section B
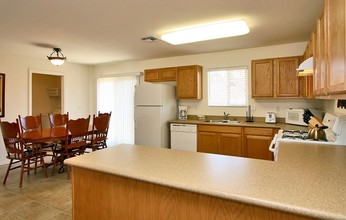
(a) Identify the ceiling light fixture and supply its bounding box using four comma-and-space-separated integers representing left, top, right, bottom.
161, 19, 250, 45
47, 48, 67, 66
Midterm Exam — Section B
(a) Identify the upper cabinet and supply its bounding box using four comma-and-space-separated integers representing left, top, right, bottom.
176, 65, 203, 99
274, 57, 301, 97
325, 0, 346, 94
144, 67, 177, 82
251, 56, 301, 98
311, 0, 346, 97
144, 65, 203, 100
251, 59, 274, 98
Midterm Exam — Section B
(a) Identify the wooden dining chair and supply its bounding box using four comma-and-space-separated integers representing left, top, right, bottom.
18, 114, 42, 132
48, 112, 69, 128
51, 116, 90, 179
0, 120, 47, 187
47, 112, 69, 162
87, 113, 111, 152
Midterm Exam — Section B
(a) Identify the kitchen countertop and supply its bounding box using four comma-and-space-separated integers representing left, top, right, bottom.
169, 119, 308, 130
66, 143, 346, 219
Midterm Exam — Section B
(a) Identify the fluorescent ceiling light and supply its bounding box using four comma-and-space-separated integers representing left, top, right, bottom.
161, 19, 250, 45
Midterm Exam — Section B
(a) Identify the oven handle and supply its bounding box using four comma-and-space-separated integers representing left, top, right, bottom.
269, 134, 278, 152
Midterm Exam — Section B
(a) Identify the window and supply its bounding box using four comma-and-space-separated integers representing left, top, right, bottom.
208, 67, 248, 106
97, 75, 138, 146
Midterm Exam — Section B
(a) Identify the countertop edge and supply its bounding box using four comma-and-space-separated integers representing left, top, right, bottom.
66, 144, 346, 220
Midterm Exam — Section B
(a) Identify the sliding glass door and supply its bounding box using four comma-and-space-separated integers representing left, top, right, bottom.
97, 75, 138, 147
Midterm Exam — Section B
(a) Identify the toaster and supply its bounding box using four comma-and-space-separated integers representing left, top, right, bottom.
265, 112, 276, 123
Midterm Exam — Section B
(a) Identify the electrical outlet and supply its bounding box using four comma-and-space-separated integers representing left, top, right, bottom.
252, 105, 256, 111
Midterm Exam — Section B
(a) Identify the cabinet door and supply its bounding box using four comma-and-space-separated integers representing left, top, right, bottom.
300, 76, 314, 98
144, 69, 159, 82
176, 65, 202, 99
197, 131, 218, 154
219, 133, 242, 157
314, 10, 328, 96
159, 67, 177, 81
243, 135, 273, 161
326, 0, 346, 94
251, 59, 274, 98
274, 57, 300, 97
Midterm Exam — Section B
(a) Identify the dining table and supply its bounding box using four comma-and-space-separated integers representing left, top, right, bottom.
20, 126, 92, 174
20, 127, 68, 143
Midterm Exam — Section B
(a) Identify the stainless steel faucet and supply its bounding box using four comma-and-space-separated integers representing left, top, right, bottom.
223, 112, 230, 120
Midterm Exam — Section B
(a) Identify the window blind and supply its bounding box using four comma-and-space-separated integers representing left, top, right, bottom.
208, 67, 248, 106
97, 75, 138, 146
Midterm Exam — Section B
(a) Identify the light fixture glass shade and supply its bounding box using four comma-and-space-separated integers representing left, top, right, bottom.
47, 48, 67, 66
297, 57, 313, 76
161, 19, 250, 45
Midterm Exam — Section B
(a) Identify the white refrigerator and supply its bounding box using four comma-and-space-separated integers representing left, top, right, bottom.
134, 82, 177, 148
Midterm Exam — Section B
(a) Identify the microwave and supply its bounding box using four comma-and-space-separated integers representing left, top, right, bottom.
285, 108, 323, 126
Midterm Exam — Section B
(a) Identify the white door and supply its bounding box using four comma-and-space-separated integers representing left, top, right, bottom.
135, 106, 162, 147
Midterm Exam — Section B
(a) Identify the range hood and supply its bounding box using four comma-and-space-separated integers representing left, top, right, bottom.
297, 57, 313, 76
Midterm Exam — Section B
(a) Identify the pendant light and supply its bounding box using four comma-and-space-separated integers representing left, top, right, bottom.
47, 48, 67, 66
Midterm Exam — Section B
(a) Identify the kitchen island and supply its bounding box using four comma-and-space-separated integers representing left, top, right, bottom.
65, 143, 346, 220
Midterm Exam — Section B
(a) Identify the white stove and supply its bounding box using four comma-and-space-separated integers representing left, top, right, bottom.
269, 114, 346, 161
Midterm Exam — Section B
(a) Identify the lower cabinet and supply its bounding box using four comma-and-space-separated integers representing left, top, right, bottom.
197, 125, 279, 161
243, 127, 279, 161
197, 125, 242, 157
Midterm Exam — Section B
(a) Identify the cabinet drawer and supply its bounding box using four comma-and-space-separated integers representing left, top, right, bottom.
244, 127, 274, 136
198, 125, 242, 134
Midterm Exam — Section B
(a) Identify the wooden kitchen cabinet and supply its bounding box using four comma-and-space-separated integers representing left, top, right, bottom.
243, 127, 279, 161
251, 59, 274, 98
144, 67, 177, 82
251, 56, 301, 98
274, 57, 301, 97
326, 0, 346, 94
311, 0, 346, 97
197, 125, 242, 157
176, 65, 203, 99
300, 30, 315, 99
314, 7, 328, 96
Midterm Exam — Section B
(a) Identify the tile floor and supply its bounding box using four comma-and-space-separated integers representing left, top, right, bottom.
0, 163, 72, 220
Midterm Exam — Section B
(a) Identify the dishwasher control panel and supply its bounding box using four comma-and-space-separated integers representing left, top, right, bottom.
170, 123, 197, 132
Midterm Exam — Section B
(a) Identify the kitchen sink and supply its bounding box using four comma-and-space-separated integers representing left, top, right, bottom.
205, 119, 243, 124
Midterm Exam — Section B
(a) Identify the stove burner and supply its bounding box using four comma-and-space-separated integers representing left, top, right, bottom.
282, 134, 307, 140
282, 129, 308, 135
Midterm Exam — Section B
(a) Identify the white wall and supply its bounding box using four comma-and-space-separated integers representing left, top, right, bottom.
0, 52, 92, 164
92, 42, 323, 118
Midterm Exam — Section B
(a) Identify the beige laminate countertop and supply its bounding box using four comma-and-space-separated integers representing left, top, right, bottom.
66, 143, 346, 220
169, 119, 308, 130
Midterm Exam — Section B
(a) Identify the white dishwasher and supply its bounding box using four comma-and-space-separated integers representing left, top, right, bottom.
170, 123, 197, 152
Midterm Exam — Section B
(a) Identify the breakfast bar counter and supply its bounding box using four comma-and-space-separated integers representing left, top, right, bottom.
65, 143, 346, 220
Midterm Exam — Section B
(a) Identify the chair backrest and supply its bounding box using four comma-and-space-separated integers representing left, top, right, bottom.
18, 114, 42, 133
92, 114, 111, 135
64, 116, 90, 150
98, 111, 112, 118
0, 120, 24, 158
48, 112, 69, 128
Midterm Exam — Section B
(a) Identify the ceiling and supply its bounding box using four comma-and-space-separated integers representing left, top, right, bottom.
0, 0, 323, 65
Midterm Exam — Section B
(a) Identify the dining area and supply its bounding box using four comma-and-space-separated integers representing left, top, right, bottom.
0, 111, 112, 188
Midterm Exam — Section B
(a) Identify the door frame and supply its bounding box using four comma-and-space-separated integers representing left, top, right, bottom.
28, 69, 65, 115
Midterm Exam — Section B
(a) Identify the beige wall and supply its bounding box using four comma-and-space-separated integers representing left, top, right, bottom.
0, 52, 92, 164
92, 42, 323, 118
